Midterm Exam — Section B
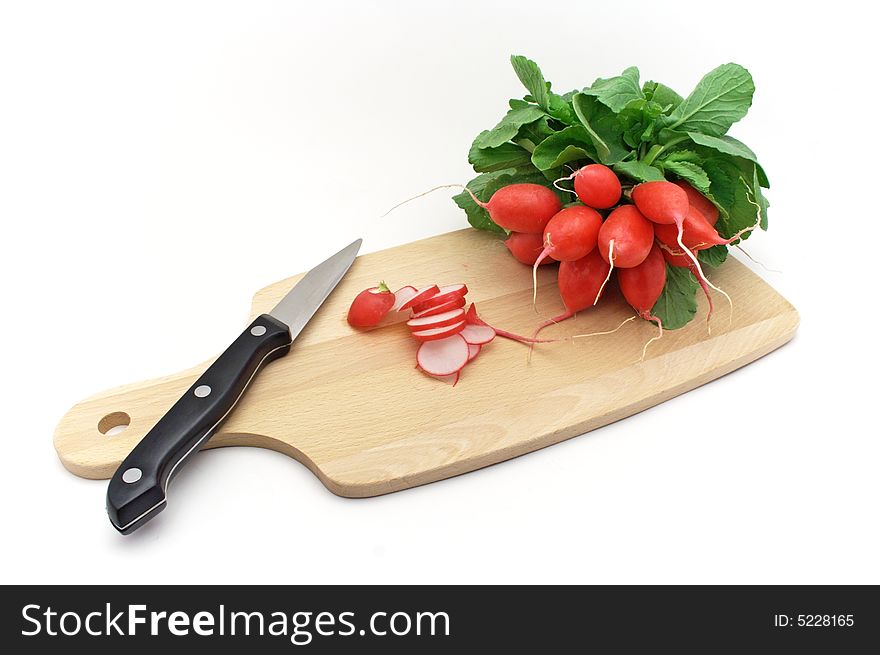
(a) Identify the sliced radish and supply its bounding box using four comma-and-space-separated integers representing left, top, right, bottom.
411, 284, 469, 312
391, 286, 418, 311
398, 284, 440, 311
433, 371, 461, 386
438, 283, 468, 297
411, 320, 466, 342
410, 296, 466, 319
467, 343, 481, 362
406, 308, 466, 331
460, 324, 496, 345
416, 334, 469, 375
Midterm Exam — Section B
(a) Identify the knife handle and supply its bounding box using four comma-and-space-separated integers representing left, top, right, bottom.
106, 314, 292, 534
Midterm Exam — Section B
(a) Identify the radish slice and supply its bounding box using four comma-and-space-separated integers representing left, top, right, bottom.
416, 334, 469, 375
438, 283, 468, 297
410, 296, 466, 319
392, 286, 418, 311
411, 285, 468, 312
433, 371, 461, 386
411, 320, 466, 342
398, 284, 440, 311
460, 324, 496, 345
407, 308, 466, 330
467, 343, 481, 361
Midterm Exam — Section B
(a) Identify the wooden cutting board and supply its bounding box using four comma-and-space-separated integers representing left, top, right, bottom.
54, 229, 799, 496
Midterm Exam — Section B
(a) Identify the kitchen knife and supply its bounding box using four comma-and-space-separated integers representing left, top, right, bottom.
106, 239, 362, 534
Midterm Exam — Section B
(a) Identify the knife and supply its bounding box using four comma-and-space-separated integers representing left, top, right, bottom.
106, 239, 362, 534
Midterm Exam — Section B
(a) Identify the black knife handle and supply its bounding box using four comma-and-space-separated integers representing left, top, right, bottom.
106, 314, 292, 534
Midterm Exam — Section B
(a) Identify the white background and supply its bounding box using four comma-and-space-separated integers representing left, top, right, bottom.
1, 1, 877, 584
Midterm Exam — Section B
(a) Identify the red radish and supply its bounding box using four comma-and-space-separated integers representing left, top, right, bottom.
463, 183, 561, 233
633, 181, 729, 321
398, 284, 440, 311
632, 181, 689, 226
347, 282, 396, 328
460, 324, 496, 345
534, 206, 602, 266
391, 285, 418, 311
467, 343, 481, 362
654, 205, 757, 251
532, 205, 603, 306
617, 244, 666, 358
572, 164, 622, 209
406, 308, 466, 331
673, 180, 718, 226
593, 204, 654, 306
660, 243, 693, 268
654, 206, 721, 250
416, 334, 470, 376
534, 249, 611, 336
411, 284, 468, 312
411, 320, 466, 342
598, 205, 654, 268
505, 232, 557, 266
466, 303, 555, 344
410, 296, 466, 318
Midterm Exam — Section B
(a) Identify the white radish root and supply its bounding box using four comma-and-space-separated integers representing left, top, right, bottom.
571, 316, 636, 340
595, 239, 615, 305
674, 217, 733, 328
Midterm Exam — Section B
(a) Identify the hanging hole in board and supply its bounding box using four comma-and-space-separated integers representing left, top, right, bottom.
98, 411, 130, 436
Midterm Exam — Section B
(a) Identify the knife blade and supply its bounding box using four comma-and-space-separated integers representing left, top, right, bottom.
106, 239, 362, 534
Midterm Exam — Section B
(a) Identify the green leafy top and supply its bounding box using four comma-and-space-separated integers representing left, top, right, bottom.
456, 55, 770, 330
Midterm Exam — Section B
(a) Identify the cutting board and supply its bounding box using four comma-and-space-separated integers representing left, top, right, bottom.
54, 229, 799, 496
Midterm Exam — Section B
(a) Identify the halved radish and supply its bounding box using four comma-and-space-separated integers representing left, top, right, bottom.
416, 334, 469, 375
411, 320, 466, 342
406, 308, 466, 331
392, 285, 418, 311
411, 284, 469, 312
467, 343, 481, 362
410, 296, 466, 319
460, 324, 496, 345
398, 284, 440, 311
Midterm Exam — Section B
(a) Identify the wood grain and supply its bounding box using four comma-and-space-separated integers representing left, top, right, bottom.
53, 229, 799, 496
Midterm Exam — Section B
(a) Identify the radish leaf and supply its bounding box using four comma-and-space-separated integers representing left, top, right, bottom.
652, 265, 699, 330
614, 160, 664, 182
474, 105, 546, 149
582, 67, 643, 113
662, 160, 711, 194
698, 245, 728, 268
510, 55, 550, 110
531, 126, 598, 170
664, 64, 754, 137
469, 141, 533, 172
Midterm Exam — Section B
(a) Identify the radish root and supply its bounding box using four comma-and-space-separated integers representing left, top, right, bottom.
639, 314, 664, 361
381, 183, 482, 217
674, 218, 733, 328
571, 316, 636, 340
595, 239, 615, 305
532, 234, 554, 312
736, 245, 781, 273
552, 171, 579, 194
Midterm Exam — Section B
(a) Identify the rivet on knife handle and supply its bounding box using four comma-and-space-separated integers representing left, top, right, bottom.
106, 315, 292, 534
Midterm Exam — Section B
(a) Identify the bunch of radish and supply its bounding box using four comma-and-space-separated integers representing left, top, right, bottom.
468, 165, 756, 343
348, 281, 498, 384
